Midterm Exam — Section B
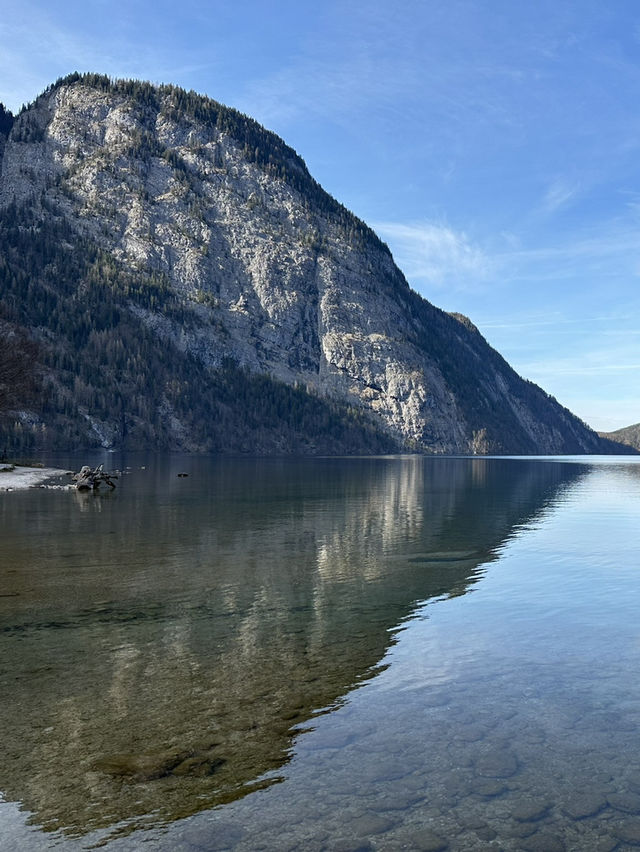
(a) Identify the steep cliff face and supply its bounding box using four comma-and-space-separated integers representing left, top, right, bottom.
0, 75, 611, 454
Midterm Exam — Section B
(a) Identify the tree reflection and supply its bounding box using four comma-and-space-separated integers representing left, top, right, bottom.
0, 456, 584, 837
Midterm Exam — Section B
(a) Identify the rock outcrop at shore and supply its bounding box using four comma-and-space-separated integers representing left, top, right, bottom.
0, 74, 622, 455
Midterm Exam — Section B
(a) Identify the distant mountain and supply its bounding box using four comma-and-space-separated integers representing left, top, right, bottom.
600, 423, 640, 452
0, 73, 627, 455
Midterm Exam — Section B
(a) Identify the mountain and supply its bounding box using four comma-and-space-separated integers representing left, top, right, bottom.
600, 422, 640, 452
0, 74, 627, 455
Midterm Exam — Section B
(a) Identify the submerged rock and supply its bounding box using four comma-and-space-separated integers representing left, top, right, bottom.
607, 791, 640, 814
95, 744, 224, 782
613, 821, 640, 846
474, 747, 519, 778
562, 792, 607, 819
94, 749, 188, 781
511, 797, 552, 822
470, 778, 508, 798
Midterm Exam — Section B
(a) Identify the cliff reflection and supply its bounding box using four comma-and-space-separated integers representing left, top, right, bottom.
0, 457, 583, 837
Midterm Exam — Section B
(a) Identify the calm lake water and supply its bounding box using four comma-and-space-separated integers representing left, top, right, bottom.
1, 454, 640, 851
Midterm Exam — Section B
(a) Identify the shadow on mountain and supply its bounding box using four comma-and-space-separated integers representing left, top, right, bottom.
0, 455, 585, 838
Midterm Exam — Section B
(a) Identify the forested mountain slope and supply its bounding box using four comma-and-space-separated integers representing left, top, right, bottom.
0, 74, 623, 454
600, 423, 640, 452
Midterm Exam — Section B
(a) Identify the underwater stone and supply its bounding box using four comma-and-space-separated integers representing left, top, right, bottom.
347, 811, 396, 837
511, 797, 552, 822
562, 792, 607, 819
520, 833, 566, 852
607, 791, 640, 814
470, 778, 507, 797
613, 821, 640, 846
401, 829, 448, 851
474, 748, 518, 778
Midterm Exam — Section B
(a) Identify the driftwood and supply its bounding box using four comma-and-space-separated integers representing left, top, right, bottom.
72, 464, 117, 491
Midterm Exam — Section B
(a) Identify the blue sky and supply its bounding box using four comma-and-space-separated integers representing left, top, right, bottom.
1, 0, 639, 431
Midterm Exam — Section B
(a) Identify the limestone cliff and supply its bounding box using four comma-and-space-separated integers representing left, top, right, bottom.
0, 74, 614, 454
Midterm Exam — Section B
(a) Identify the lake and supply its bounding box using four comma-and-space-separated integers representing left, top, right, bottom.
1, 454, 640, 851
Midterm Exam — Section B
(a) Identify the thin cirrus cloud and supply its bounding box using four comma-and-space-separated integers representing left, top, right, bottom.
0, 2, 215, 113
373, 221, 492, 292
234, 2, 528, 143
238, 45, 429, 135
373, 216, 640, 298
503, 344, 640, 432
478, 313, 640, 331
0, 4, 115, 107
513, 334, 640, 389
492, 228, 640, 284
525, 358, 640, 377
539, 178, 582, 215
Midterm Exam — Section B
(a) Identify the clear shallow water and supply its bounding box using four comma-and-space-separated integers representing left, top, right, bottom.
1, 455, 640, 851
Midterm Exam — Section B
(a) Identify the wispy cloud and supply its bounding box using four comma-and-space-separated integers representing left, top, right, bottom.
500, 227, 640, 261
0, 0, 220, 111
512, 334, 640, 400
574, 401, 640, 433
478, 313, 639, 331
235, 3, 529, 146
540, 177, 581, 215
508, 345, 640, 432
495, 230, 640, 286
373, 221, 491, 292
0, 4, 110, 108
370, 209, 640, 306
524, 360, 640, 377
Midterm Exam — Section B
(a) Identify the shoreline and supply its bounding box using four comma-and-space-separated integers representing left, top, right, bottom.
0, 465, 70, 491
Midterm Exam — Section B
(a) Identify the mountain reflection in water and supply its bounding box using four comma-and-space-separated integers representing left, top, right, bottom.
0, 456, 583, 837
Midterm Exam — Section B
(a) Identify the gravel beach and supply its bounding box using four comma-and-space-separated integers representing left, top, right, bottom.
0, 465, 69, 491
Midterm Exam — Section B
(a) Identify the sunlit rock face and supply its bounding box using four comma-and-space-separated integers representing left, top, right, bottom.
0, 74, 608, 454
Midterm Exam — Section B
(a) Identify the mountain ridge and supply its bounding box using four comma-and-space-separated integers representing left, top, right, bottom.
599, 422, 640, 452
0, 74, 631, 455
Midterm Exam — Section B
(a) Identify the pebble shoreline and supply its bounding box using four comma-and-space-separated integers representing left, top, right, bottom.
0, 465, 70, 491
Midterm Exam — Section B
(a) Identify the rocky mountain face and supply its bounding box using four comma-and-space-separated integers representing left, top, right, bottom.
0, 74, 623, 454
